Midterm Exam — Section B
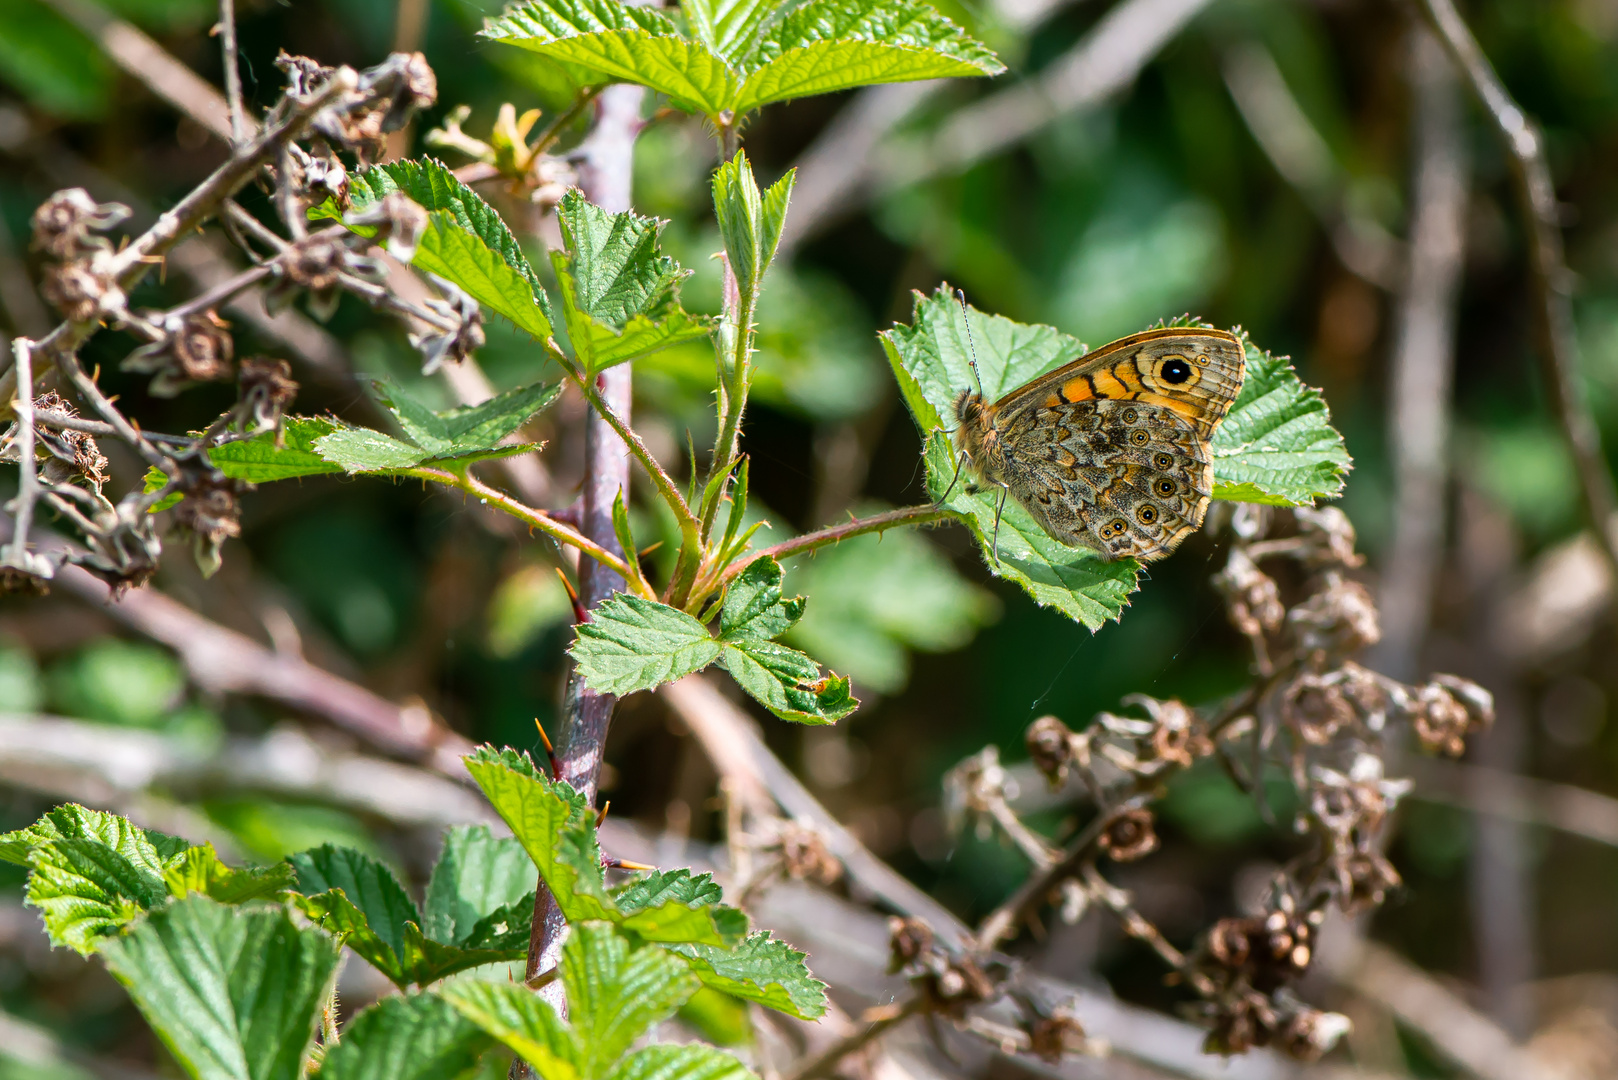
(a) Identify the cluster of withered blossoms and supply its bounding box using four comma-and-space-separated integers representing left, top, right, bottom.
928, 505, 1492, 1063
0, 51, 472, 594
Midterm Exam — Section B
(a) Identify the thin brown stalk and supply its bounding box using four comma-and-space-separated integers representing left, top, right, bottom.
219, 0, 247, 144
784, 995, 928, 1080
1417, 0, 1618, 584
714, 504, 954, 590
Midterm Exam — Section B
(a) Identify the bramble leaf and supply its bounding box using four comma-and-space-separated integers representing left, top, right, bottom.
424, 824, 538, 947
666, 932, 827, 1021
718, 556, 803, 641
319, 992, 493, 1080
0, 803, 187, 867
730, 0, 1005, 114
712, 151, 793, 302
569, 595, 720, 696
1210, 334, 1352, 505
565, 923, 700, 1076
553, 190, 711, 373
718, 639, 856, 725
481, 0, 1002, 119
99, 897, 339, 1080
164, 843, 295, 905
316, 157, 553, 338
441, 978, 583, 1079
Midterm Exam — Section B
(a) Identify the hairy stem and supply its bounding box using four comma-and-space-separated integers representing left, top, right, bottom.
399, 465, 636, 584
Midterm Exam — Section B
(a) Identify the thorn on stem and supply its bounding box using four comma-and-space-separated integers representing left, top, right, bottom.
533, 717, 558, 776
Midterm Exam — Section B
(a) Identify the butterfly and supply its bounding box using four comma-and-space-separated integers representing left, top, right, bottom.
952, 325, 1246, 562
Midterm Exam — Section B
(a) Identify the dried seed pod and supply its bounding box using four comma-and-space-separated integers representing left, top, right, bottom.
1281, 674, 1355, 745
1287, 572, 1380, 655
346, 191, 427, 262
31, 188, 129, 259
123, 311, 235, 396
1275, 1007, 1352, 1061
1214, 548, 1284, 640
172, 466, 250, 579
1026, 715, 1077, 786
27, 392, 109, 490
1293, 506, 1364, 568
235, 357, 299, 440
1098, 807, 1158, 863
1411, 680, 1474, 757
42, 261, 124, 323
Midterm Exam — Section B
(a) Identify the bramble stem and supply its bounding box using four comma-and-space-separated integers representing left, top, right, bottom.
400, 464, 639, 586
711, 504, 954, 593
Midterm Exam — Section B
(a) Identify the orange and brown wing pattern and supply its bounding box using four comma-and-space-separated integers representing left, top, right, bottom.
994, 327, 1245, 437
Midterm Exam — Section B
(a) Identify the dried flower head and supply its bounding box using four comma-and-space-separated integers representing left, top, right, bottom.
25, 393, 108, 491
1288, 572, 1380, 655
1098, 807, 1158, 862
1129, 695, 1212, 767
235, 357, 299, 440
345, 192, 428, 263
1026, 715, 1078, 787
1026, 1008, 1090, 1062
1214, 547, 1285, 641
1276, 1006, 1352, 1061
887, 916, 998, 1017
772, 819, 842, 886
409, 272, 485, 374
299, 147, 351, 210
42, 260, 124, 324
266, 234, 380, 321
1294, 507, 1364, 568
171, 465, 250, 579
31, 188, 129, 259
1410, 680, 1478, 757
1281, 674, 1355, 745
123, 311, 235, 396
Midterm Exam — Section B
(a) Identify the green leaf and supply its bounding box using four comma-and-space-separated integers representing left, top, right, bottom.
98, 896, 340, 1080
607, 1043, 754, 1080
26, 835, 170, 954
481, 0, 1001, 119
712, 151, 794, 301
319, 158, 553, 338
424, 825, 539, 947
731, 0, 1004, 114
565, 923, 700, 1077
680, 0, 777, 64
611, 869, 747, 947
718, 556, 803, 641
482, 0, 738, 115
313, 427, 431, 473
0, 803, 188, 867
289, 846, 418, 983
434, 379, 565, 450
553, 190, 711, 373
568, 594, 720, 696
464, 748, 617, 927
1210, 333, 1352, 505
441, 979, 583, 1080
209, 417, 345, 482
319, 992, 493, 1080
667, 932, 827, 1021
718, 639, 857, 725
164, 843, 296, 905
462, 749, 738, 948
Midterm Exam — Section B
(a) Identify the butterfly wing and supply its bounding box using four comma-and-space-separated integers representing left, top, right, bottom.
990, 329, 1245, 561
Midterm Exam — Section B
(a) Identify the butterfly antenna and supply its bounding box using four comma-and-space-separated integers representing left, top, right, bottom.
957, 289, 985, 398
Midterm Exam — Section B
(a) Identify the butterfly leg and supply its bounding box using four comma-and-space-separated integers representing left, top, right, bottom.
989, 484, 1009, 567
934, 448, 970, 507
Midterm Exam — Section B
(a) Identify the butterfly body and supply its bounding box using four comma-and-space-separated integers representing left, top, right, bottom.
953, 327, 1245, 562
